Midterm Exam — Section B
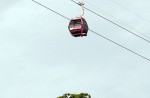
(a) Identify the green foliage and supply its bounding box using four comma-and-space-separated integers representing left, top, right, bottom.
57, 93, 91, 98
57, 96, 63, 98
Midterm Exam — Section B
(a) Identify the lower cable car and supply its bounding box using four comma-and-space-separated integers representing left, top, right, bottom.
68, 18, 88, 37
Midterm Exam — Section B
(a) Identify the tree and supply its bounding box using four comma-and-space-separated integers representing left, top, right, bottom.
57, 93, 91, 98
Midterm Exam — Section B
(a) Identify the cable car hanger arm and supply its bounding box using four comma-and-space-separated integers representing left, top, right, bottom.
78, 2, 84, 17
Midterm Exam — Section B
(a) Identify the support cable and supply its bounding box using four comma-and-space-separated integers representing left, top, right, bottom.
81, 0, 150, 40
32, 0, 150, 62
32, 0, 70, 20
89, 29, 150, 62
110, 0, 150, 23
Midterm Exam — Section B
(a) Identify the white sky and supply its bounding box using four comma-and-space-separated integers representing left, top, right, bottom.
0, 0, 150, 98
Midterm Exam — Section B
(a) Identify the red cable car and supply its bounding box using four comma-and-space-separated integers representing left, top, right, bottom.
68, 18, 88, 37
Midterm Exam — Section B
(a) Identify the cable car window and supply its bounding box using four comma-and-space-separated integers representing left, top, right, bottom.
69, 22, 74, 28
74, 20, 81, 26
69, 19, 81, 29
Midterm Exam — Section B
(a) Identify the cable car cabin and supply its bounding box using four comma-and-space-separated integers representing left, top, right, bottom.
68, 18, 88, 37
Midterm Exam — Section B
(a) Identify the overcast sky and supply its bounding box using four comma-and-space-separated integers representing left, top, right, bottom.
0, 0, 150, 98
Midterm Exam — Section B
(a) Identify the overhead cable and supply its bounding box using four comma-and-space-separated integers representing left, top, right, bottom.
32, 0, 70, 20
109, 0, 150, 23
32, 0, 150, 62
82, 0, 150, 40
89, 29, 150, 62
